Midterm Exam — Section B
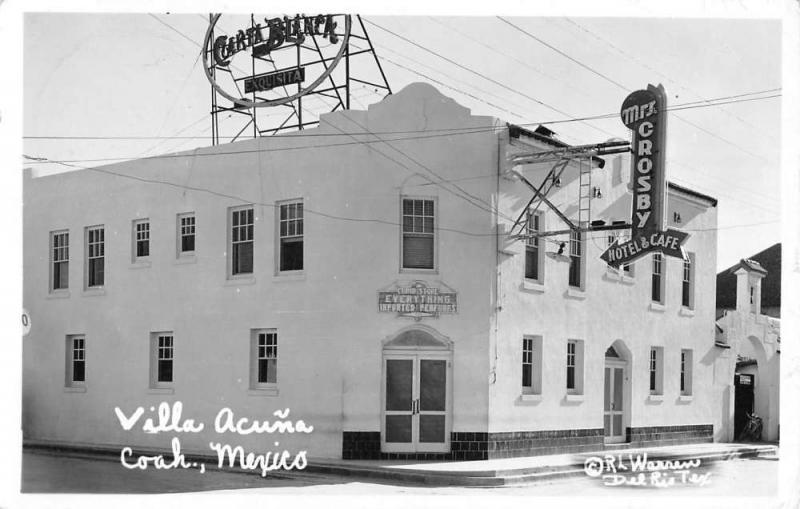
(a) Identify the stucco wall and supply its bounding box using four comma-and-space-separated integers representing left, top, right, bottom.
490, 145, 719, 436
22, 83, 499, 458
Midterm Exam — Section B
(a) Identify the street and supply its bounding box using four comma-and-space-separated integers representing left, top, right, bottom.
21, 449, 778, 496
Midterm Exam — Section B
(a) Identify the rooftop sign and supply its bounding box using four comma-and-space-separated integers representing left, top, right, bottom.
202, 14, 351, 109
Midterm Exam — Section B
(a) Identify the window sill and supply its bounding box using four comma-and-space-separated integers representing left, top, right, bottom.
619, 274, 635, 285
647, 394, 664, 402
565, 287, 587, 300
522, 279, 545, 293
521, 393, 542, 402
399, 268, 438, 275
46, 290, 71, 300
565, 393, 584, 402
649, 302, 665, 312
274, 272, 305, 282
130, 260, 151, 269
679, 307, 696, 317
247, 387, 279, 397
64, 386, 87, 393
82, 288, 106, 297
147, 387, 175, 395
174, 254, 197, 265
225, 276, 256, 286
678, 394, 693, 402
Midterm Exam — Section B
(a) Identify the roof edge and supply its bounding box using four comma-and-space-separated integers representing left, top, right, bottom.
667, 181, 718, 207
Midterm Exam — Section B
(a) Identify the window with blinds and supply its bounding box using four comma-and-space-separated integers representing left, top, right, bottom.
401, 198, 435, 270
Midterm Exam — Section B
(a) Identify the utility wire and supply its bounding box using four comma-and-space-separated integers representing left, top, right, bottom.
496, 16, 777, 165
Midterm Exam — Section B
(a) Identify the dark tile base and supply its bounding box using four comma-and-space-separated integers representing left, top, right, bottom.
626, 424, 713, 448
343, 425, 713, 461
486, 428, 605, 459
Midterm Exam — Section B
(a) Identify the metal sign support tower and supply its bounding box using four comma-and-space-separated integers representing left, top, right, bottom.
207, 14, 392, 144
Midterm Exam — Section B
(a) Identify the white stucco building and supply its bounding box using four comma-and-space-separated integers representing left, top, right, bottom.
23, 83, 721, 461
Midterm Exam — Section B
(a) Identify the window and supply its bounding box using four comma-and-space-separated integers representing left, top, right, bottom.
525, 211, 543, 282
682, 253, 695, 308
178, 213, 196, 255
566, 339, 584, 394
680, 349, 693, 396
85, 226, 104, 288
230, 206, 254, 276
50, 231, 69, 291
568, 230, 583, 288
522, 336, 543, 395
278, 200, 304, 272
401, 198, 435, 270
651, 252, 664, 303
150, 332, 174, 387
65, 335, 85, 386
250, 329, 278, 388
133, 219, 150, 260
609, 222, 632, 275
649, 347, 664, 395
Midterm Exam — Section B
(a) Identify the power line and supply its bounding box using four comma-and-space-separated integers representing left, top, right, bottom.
22, 89, 780, 142
496, 16, 777, 166
23, 154, 778, 239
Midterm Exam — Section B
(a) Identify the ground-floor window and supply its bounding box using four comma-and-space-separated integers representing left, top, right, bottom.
680, 349, 693, 396
566, 339, 584, 394
250, 329, 278, 388
150, 332, 174, 387
65, 335, 85, 387
522, 336, 542, 395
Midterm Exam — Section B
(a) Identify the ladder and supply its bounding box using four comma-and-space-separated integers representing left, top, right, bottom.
577, 158, 592, 228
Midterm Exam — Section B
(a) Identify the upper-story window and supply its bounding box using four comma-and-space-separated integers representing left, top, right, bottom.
401, 198, 435, 270
133, 219, 150, 261
278, 200, 304, 272
651, 252, 664, 303
50, 230, 69, 291
85, 225, 104, 288
178, 213, 196, 255
230, 206, 254, 276
682, 253, 695, 309
568, 230, 583, 288
525, 211, 543, 282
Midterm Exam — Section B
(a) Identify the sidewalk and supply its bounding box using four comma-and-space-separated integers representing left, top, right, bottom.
304, 442, 778, 487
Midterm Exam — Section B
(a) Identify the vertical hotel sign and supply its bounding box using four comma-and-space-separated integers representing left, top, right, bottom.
601, 84, 689, 268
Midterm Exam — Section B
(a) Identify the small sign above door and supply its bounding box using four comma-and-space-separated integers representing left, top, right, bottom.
378, 280, 458, 320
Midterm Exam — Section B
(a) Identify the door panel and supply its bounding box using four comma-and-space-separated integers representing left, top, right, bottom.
604, 364, 627, 443
382, 354, 450, 452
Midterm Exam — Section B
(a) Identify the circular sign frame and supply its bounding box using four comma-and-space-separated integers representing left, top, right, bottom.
202, 13, 352, 109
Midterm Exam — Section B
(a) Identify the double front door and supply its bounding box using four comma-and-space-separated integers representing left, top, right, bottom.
604, 363, 626, 443
382, 353, 450, 453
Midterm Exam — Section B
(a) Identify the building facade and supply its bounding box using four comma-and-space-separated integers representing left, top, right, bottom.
23, 83, 720, 461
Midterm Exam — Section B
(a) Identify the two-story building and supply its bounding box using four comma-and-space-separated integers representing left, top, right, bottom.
23, 82, 720, 461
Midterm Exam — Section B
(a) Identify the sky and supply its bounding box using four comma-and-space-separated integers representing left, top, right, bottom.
16, 5, 787, 272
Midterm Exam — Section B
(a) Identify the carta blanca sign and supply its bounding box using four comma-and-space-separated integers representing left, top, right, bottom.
621, 84, 668, 234
212, 15, 341, 67
601, 229, 689, 268
245, 67, 306, 93
378, 281, 457, 320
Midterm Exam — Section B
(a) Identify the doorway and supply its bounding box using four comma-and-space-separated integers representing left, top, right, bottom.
381, 327, 452, 454
603, 345, 628, 444
734, 372, 755, 439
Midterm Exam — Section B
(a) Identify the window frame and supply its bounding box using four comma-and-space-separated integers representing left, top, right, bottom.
277, 199, 304, 274
177, 212, 196, 258
64, 334, 86, 387
680, 349, 693, 396
651, 252, 665, 304
85, 225, 105, 289
524, 211, 544, 283
566, 339, 584, 395
568, 230, 584, 289
132, 218, 151, 263
150, 332, 174, 388
228, 205, 255, 278
681, 252, 695, 309
399, 195, 438, 273
522, 335, 543, 395
50, 230, 70, 292
250, 328, 278, 390
649, 346, 664, 395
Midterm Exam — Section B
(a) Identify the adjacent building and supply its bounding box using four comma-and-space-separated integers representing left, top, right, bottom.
23, 83, 721, 461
